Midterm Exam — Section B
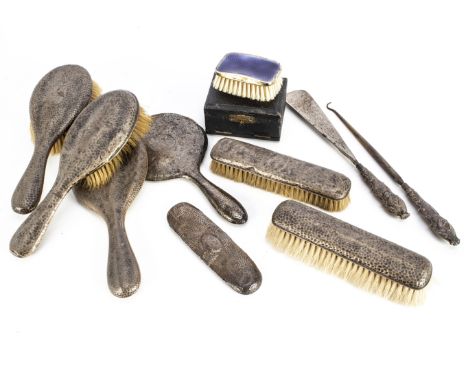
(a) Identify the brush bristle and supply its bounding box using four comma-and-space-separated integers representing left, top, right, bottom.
90, 81, 101, 102
212, 74, 283, 102
82, 107, 152, 189
30, 81, 102, 155
211, 160, 349, 212
266, 224, 425, 305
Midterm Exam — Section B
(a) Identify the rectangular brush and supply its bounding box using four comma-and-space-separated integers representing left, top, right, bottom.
210, 138, 351, 212
267, 200, 432, 304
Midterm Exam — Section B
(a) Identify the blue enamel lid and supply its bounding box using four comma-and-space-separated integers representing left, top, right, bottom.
216, 53, 281, 84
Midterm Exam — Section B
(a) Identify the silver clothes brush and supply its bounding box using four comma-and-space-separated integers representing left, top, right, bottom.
287, 90, 408, 219
267, 200, 432, 305
326, 103, 459, 245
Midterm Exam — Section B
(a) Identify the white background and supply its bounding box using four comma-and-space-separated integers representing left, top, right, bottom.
1, 1, 466, 381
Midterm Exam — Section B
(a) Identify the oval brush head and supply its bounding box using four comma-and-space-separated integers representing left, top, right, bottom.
10, 90, 149, 258
12, 65, 101, 214
29, 65, 101, 154
81, 104, 151, 189
30, 81, 101, 154
267, 200, 432, 305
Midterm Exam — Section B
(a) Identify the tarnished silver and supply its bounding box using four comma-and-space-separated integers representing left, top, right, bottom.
211, 137, 351, 205
326, 103, 459, 245
167, 202, 262, 294
144, 113, 248, 224
12, 65, 95, 214
74, 143, 148, 297
10, 90, 141, 258
287, 90, 409, 218
272, 200, 432, 290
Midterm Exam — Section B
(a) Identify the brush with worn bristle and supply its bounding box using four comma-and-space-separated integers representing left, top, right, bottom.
212, 52, 283, 102
326, 103, 460, 246
210, 138, 351, 212
12, 64, 101, 214
10, 90, 151, 258
267, 200, 432, 305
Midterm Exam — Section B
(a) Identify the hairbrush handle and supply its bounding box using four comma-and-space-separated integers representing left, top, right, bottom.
11, 146, 49, 214
401, 183, 460, 245
106, 216, 141, 297
356, 163, 409, 219
10, 179, 69, 257
190, 172, 248, 224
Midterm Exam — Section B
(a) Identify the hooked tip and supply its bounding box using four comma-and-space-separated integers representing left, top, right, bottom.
326, 102, 335, 111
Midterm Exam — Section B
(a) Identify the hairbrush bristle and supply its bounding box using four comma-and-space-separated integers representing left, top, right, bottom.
212, 74, 283, 102
266, 224, 425, 305
211, 160, 349, 211
82, 107, 151, 189
90, 81, 101, 102
30, 81, 102, 155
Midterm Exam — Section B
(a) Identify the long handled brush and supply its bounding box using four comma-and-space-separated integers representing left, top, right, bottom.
12, 65, 101, 214
267, 200, 432, 305
10, 90, 151, 258
326, 103, 459, 246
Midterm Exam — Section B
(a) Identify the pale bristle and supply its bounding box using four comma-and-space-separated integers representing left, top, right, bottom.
212, 74, 283, 102
49, 135, 66, 154
266, 224, 425, 305
90, 81, 101, 101
82, 107, 151, 189
211, 160, 349, 212
30, 81, 102, 155
29, 122, 35, 143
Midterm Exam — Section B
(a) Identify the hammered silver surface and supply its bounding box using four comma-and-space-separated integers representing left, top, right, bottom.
74, 143, 148, 297
402, 183, 460, 245
167, 202, 262, 294
144, 113, 247, 224
10, 90, 140, 258
12, 64, 94, 214
210, 137, 351, 200
272, 200, 432, 289
287, 90, 408, 218
326, 103, 459, 245
145, 113, 205, 181
287, 90, 356, 162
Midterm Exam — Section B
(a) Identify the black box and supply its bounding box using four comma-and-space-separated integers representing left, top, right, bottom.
204, 77, 287, 141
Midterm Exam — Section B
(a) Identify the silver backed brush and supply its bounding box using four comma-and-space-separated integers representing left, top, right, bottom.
10, 90, 151, 258
74, 143, 148, 298
287, 90, 409, 218
267, 200, 432, 305
12, 65, 101, 214
326, 103, 459, 245
210, 138, 351, 212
